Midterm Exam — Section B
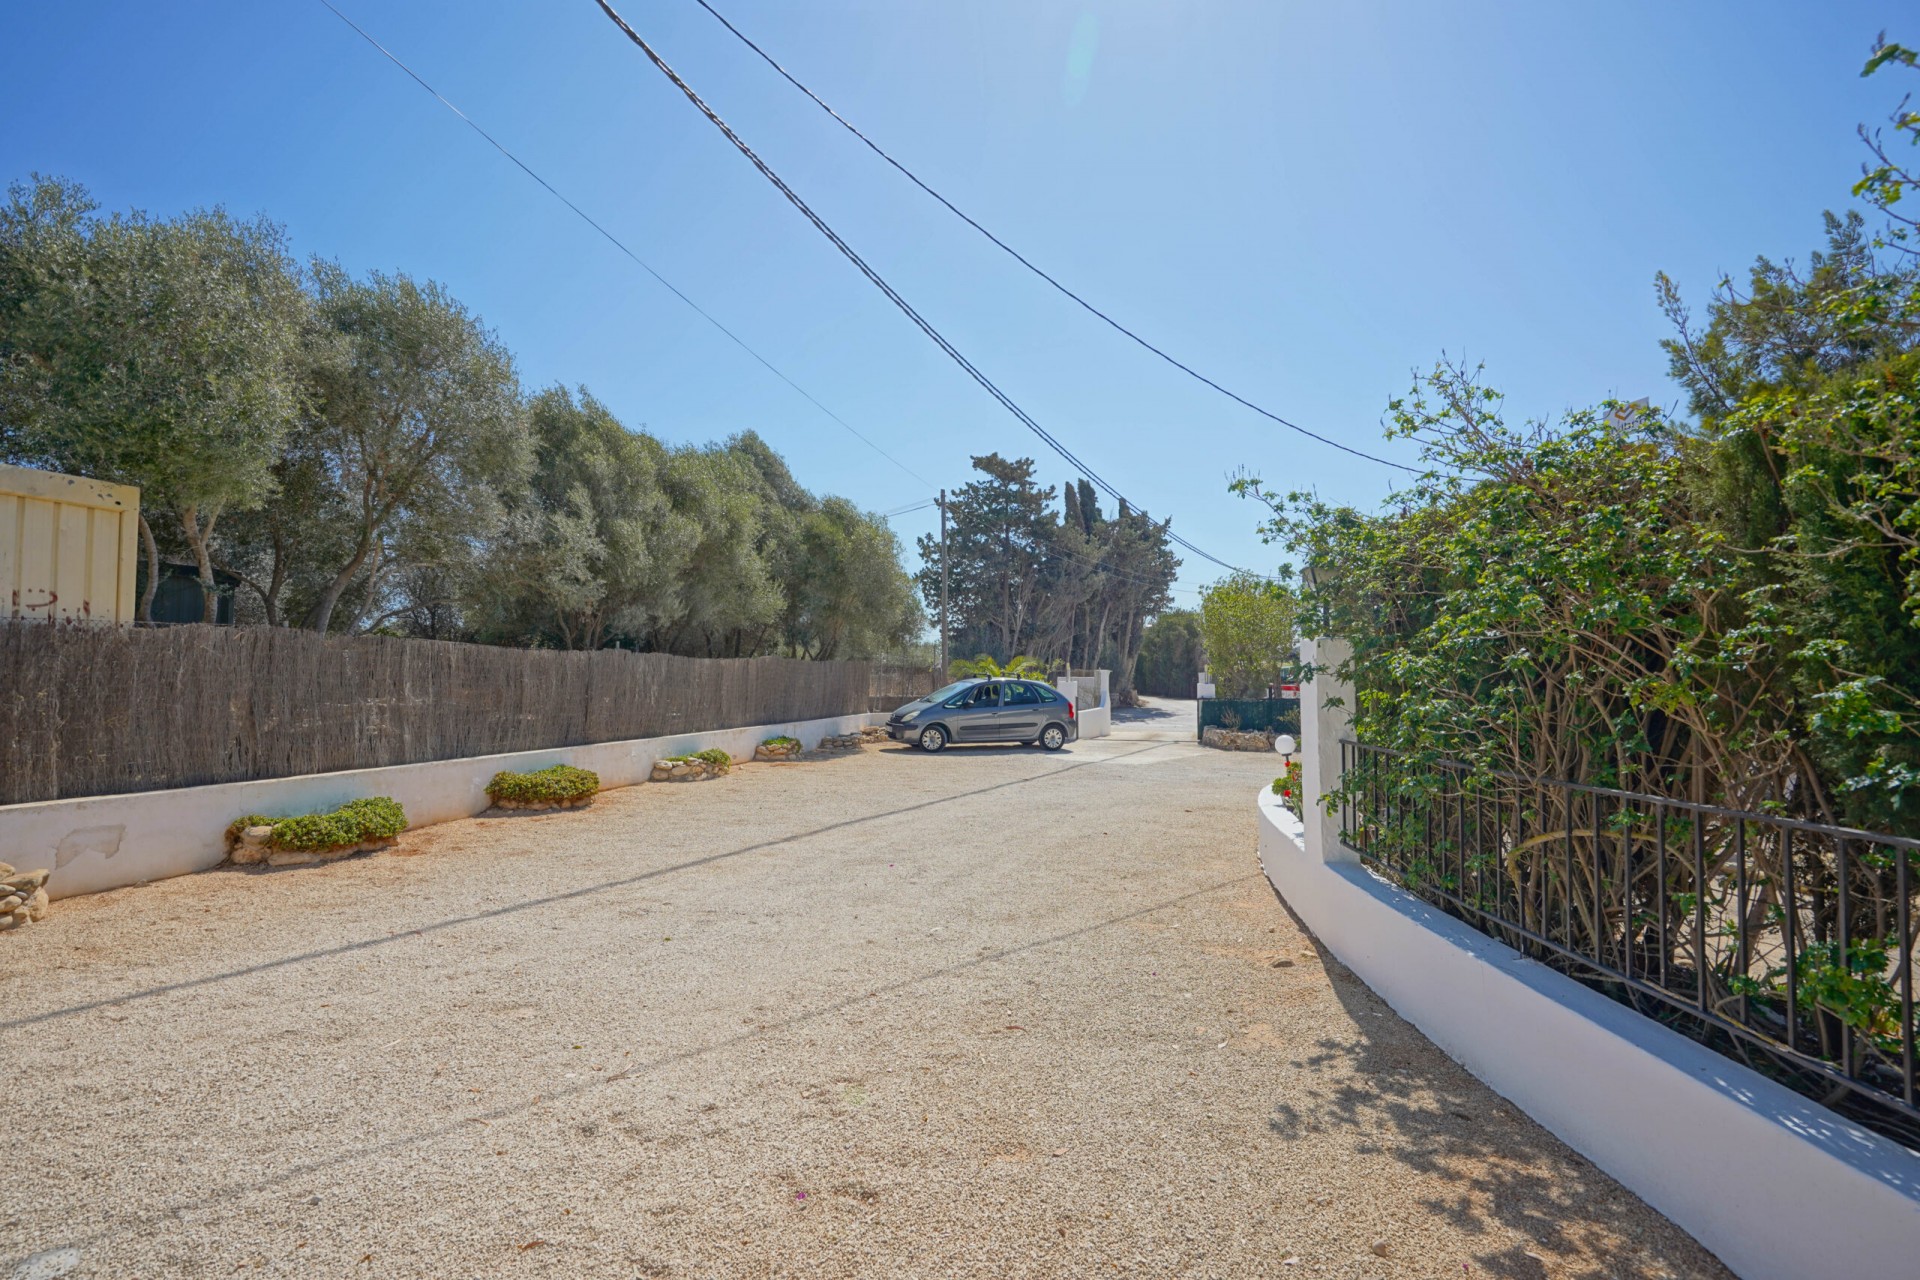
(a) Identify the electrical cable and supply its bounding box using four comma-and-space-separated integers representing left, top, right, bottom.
310, 0, 938, 492
684, 0, 1420, 476
590, 0, 1256, 576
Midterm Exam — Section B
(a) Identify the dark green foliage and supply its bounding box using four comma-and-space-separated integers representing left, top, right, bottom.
916, 454, 1178, 703
1134, 609, 1201, 697
485, 763, 600, 805
234, 796, 408, 852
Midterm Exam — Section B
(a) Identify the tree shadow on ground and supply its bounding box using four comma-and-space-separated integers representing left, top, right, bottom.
1261, 891, 1731, 1280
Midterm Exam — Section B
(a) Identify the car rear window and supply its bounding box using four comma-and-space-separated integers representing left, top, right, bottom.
1026, 682, 1060, 702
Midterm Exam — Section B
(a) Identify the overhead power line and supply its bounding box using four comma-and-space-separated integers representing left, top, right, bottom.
589, 0, 1252, 576
684, 0, 1420, 476
311, 0, 937, 493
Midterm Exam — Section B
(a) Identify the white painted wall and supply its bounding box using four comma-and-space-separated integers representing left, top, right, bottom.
1054, 669, 1111, 739
1272, 642, 1920, 1279
7, 711, 881, 901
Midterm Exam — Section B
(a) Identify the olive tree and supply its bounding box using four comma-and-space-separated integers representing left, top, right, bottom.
294, 264, 530, 633
0, 175, 307, 620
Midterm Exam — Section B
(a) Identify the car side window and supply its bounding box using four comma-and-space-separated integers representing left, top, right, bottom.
1005, 682, 1039, 705
973, 683, 1000, 707
1030, 682, 1061, 703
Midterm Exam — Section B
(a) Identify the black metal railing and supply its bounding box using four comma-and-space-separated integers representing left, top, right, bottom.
1339, 740, 1920, 1147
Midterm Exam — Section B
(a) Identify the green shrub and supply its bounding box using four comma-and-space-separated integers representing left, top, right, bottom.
664, 748, 734, 774
486, 763, 601, 805
233, 797, 408, 852
761, 735, 800, 749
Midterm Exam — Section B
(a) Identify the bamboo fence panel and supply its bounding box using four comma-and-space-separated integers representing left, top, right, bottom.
0, 623, 873, 803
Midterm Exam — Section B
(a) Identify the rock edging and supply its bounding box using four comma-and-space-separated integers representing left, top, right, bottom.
0, 864, 52, 931
1201, 726, 1276, 752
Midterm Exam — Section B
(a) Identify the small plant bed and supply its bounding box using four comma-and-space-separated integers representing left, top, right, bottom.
754, 735, 803, 762
1271, 760, 1303, 818
650, 748, 733, 782
486, 763, 601, 811
0, 863, 52, 932
227, 797, 409, 868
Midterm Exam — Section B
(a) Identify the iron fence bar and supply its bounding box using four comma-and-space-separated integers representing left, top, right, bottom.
1564, 789, 1575, 952
1335, 740, 1920, 850
1693, 808, 1708, 1021
1901, 843, 1914, 1109
1736, 817, 1750, 1029
1621, 793, 1632, 984
1593, 792, 1606, 973
1784, 827, 1797, 1057
1839, 837, 1854, 1085
1656, 802, 1668, 991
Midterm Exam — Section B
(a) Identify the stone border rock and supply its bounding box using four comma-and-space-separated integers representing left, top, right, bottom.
489, 794, 596, 812
816, 725, 888, 751
753, 738, 803, 762
1201, 726, 1276, 752
0, 864, 52, 931
229, 823, 401, 868
650, 756, 723, 783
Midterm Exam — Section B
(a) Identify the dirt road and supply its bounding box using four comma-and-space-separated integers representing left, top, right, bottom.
1, 734, 1726, 1278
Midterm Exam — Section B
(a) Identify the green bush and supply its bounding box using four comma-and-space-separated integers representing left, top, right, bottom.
761, 736, 800, 749
232, 797, 408, 853
664, 748, 733, 774
486, 763, 600, 805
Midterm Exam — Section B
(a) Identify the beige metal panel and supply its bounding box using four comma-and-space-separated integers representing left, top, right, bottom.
89, 508, 122, 622
0, 494, 17, 616
117, 502, 138, 621
54, 503, 89, 620
0, 463, 142, 624
16, 497, 55, 619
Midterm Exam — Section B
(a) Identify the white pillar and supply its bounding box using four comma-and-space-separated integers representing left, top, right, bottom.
1298, 635, 1355, 865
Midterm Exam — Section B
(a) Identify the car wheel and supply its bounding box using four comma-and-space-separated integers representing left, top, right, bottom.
918, 725, 948, 753
1040, 724, 1067, 751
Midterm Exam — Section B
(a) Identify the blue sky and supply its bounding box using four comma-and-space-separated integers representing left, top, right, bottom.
2, 2, 1909, 602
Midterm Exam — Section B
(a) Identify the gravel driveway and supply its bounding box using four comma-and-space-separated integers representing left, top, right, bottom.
2, 735, 1728, 1279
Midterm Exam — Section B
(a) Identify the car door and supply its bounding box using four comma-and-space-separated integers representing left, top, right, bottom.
999, 681, 1045, 741
951, 681, 1002, 739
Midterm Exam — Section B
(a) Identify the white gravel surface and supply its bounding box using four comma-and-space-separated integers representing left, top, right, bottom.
2, 735, 1730, 1279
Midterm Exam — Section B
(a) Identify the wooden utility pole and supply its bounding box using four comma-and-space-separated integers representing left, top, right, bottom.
938, 488, 950, 677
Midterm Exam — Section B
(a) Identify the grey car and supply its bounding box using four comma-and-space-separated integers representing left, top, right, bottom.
885, 677, 1079, 752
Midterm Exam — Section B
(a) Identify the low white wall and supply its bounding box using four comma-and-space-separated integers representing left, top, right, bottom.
7, 711, 881, 901
1054, 670, 1111, 739
1256, 787, 1920, 1278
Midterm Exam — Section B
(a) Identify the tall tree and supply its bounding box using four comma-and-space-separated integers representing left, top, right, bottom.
0, 175, 307, 620
295, 263, 531, 633
1198, 572, 1296, 698
916, 454, 1056, 658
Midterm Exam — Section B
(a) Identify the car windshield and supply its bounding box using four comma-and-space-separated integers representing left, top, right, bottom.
917, 680, 974, 705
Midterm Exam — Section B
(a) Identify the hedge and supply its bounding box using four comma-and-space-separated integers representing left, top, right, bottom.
486, 763, 601, 805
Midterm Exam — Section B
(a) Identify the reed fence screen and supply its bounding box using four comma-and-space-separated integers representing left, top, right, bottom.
0, 623, 876, 804
865, 662, 939, 712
